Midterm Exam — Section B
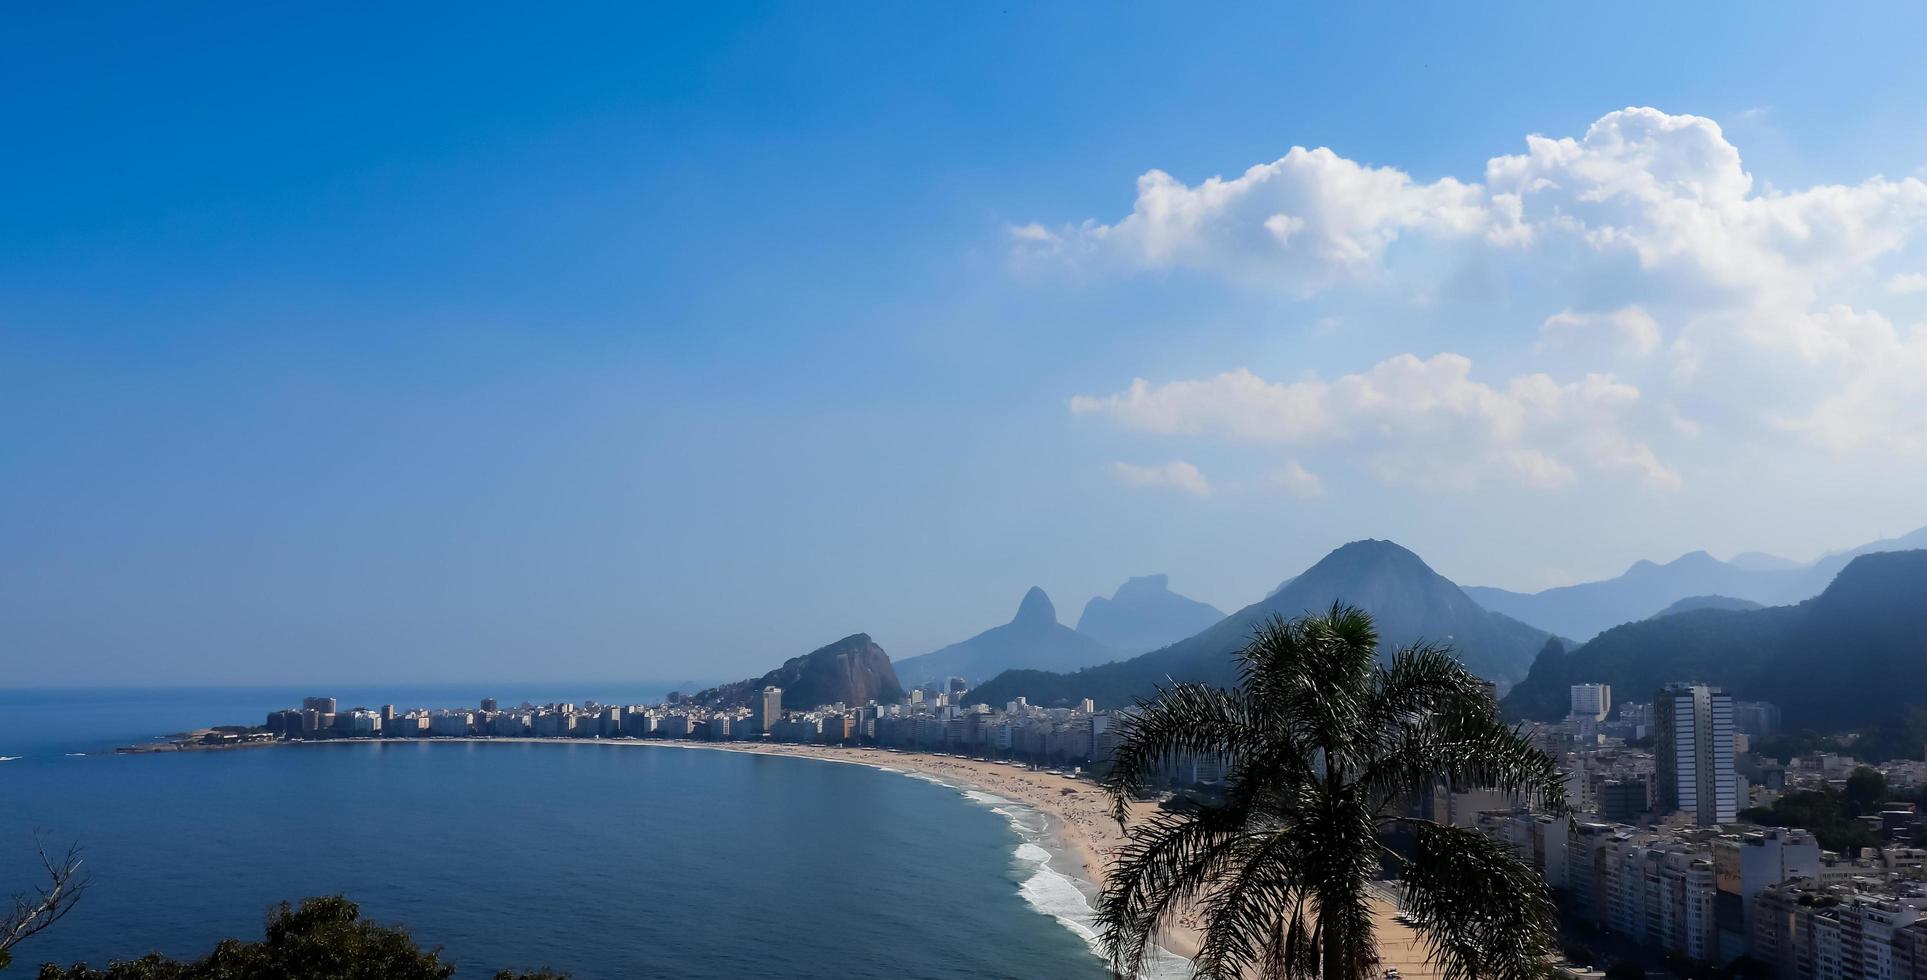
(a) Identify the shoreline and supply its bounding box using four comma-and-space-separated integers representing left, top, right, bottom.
270, 735, 1205, 963
119, 735, 1442, 976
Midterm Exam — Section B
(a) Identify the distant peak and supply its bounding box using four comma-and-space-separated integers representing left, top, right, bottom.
1336, 538, 1418, 556
1669, 550, 1719, 566
821, 633, 874, 653
1113, 574, 1171, 598
1013, 587, 1057, 626
1320, 539, 1429, 569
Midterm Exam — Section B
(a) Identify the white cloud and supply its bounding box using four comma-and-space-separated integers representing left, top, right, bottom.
1268, 461, 1326, 499
1889, 272, 1927, 294
1038, 107, 1927, 479
1075, 353, 1677, 491
1013, 147, 1488, 293
1480, 109, 1927, 310
1108, 460, 1213, 497
1766, 311, 1927, 456
1539, 306, 1661, 357
1019, 107, 1927, 308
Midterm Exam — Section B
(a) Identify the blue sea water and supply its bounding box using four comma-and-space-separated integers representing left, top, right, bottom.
0, 689, 1128, 979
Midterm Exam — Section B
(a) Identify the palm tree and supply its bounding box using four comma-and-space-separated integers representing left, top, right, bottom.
1097, 604, 1567, 980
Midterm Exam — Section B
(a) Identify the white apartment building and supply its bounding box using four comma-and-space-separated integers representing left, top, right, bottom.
1568, 822, 1719, 963
1657, 682, 1738, 826
1572, 683, 1614, 722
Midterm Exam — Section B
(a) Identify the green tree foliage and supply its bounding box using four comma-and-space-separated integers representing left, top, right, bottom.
1753, 718, 1927, 766
1844, 766, 1890, 817
1097, 604, 1568, 980
1500, 606, 1794, 721
1738, 787, 1881, 854
1503, 551, 1927, 729
32, 897, 565, 980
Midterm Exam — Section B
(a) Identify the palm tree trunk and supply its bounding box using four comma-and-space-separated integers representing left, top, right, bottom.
1322, 909, 1346, 980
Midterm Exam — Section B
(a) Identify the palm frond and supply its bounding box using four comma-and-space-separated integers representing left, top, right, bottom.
1093, 605, 1565, 980
1188, 831, 1307, 979
1361, 707, 1568, 819
1395, 822, 1559, 980
1096, 803, 1258, 979
1103, 682, 1265, 825
1238, 605, 1377, 768
1370, 642, 1493, 722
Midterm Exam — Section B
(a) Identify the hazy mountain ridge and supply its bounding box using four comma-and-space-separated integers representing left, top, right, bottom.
1073, 574, 1225, 656
695, 633, 904, 710
1650, 595, 1764, 617
892, 588, 1117, 688
1500, 550, 1927, 729
969, 540, 1552, 709
1465, 525, 1927, 640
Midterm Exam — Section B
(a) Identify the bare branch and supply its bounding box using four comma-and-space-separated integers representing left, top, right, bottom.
1, 831, 91, 956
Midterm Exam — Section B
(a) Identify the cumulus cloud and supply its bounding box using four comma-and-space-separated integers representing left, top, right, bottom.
1074, 354, 1678, 491
1036, 107, 1927, 487
1765, 310, 1927, 456
1108, 460, 1213, 497
1482, 109, 1927, 310
1269, 461, 1326, 499
1021, 108, 1927, 302
1012, 147, 1488, 293
1539, 307, 1661, 357
1890, 273, 1927, 294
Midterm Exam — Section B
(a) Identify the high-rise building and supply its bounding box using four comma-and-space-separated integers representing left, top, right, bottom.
1598, 778, 1651, 822
1713, 828, 1820, 935
757, 686, 783, 733
1656, 682, 1738, 826
1570, 683, 1613, 721
379, 704, 396, 724
480, 697, 498, 713
302, 696, 338, 714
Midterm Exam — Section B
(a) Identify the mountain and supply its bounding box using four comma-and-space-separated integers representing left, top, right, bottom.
1729, 552, 1802, 572
1798, 526, 1927, 594
694, 633, 904, 710
1650, 595, 1764, 617
1501, 550, 1927, 729
968, 540, 1553, 710
1073, 575, 1225, 655
1500, 606, 1798, 722
1464, 551, 1794, 642
892, 588, 1118, 688
1463, 525, 1927, 641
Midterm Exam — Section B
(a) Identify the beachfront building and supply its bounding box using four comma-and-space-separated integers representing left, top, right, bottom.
1562, 822, 1720, 962
757, 686, 782, 733
1754, 880, 1927, 980
1657, 682, 1739, 826
1717, 829, 1824, 935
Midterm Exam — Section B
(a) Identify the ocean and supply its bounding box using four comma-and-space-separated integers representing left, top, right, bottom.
0, 688, 1142, 979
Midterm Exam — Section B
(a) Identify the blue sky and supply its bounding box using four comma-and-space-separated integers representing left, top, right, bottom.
7, 3, 1927, 686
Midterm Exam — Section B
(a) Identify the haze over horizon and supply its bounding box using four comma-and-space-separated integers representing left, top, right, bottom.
8, 5, 1927, 687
